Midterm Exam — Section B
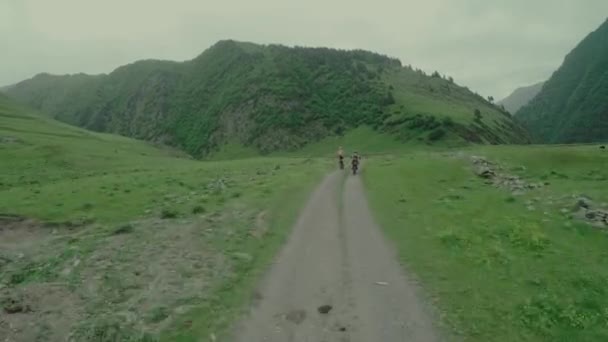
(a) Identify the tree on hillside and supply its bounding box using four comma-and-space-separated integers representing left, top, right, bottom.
383, 91, 396, 105
355, 62, 367, 73
487, 96, 494, 103
432, 71, 441, 78
448, 76, 454, 84
474, 109, 482, 121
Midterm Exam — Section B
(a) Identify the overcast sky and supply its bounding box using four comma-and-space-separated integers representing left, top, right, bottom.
1, 0, 607, 99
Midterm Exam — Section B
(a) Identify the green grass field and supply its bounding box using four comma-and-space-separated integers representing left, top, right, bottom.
363, 145, 608, 341
3, 91, 608, 341
0, 95, 329, 341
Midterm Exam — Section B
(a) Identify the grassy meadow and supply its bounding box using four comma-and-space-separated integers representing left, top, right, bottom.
0, 96, 329, 341
363, 144, 608, 341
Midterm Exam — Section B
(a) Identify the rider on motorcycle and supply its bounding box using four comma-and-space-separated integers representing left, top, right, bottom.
351, 151, 360, 174
337, 146, 344, 169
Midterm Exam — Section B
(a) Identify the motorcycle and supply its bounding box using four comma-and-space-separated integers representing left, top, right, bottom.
352, 161, 359, 175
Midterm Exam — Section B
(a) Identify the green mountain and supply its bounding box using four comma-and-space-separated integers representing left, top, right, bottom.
498, 81, 544, 114
6, 40, 529, 156
516, 19, 608, 143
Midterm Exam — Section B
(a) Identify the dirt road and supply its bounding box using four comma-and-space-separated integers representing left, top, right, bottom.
230, 171, 438, 341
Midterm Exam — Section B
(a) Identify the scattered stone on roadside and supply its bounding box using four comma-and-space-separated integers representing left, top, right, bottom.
575, 197, 593, 210
527, 205, 536, 211
375, 282, 389, 286
318, 305, 333, 314
569, 195, 608, 227
560, 208, 570, 214
2, 294, 29, 314
469, 156, 543, 194
476, 166, 495, 179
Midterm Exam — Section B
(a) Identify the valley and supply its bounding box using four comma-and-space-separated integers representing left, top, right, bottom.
2, 13, 608, 342
2, 91, 607, 341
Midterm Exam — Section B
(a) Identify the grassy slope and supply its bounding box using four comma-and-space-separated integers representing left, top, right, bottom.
6, 41, 529, 157
363, 145, 608, 341
0, 95, 329, 340
384, 68, 530, 145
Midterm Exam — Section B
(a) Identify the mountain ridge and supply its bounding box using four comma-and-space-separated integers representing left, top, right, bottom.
516, 19, 608, 143
498, 81, 544, 114
6, 40, 530, 156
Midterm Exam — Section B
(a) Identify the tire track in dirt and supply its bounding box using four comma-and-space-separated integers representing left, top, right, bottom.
230, 171, 438, 341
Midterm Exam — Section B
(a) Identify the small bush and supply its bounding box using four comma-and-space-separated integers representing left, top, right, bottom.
112, 224, 134, 235
160, 209, 178, 219
428, 128, 447, 141
441, 117, 455, 127
192, 205, 206, 214
146, 307, 169, 323
73, 318, 158, 342
474, 109, 482, 120
81, 203, 94, 211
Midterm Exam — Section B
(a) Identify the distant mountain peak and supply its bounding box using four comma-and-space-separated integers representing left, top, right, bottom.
498, 81, 545, 114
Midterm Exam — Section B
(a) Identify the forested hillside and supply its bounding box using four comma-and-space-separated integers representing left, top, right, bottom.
7, 40, 529, 156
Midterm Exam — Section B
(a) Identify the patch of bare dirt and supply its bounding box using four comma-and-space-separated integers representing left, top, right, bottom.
0, 215, 53, 252
0, 283, 83, 342
0, 212, 234, 341
72, 218, 230, 337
